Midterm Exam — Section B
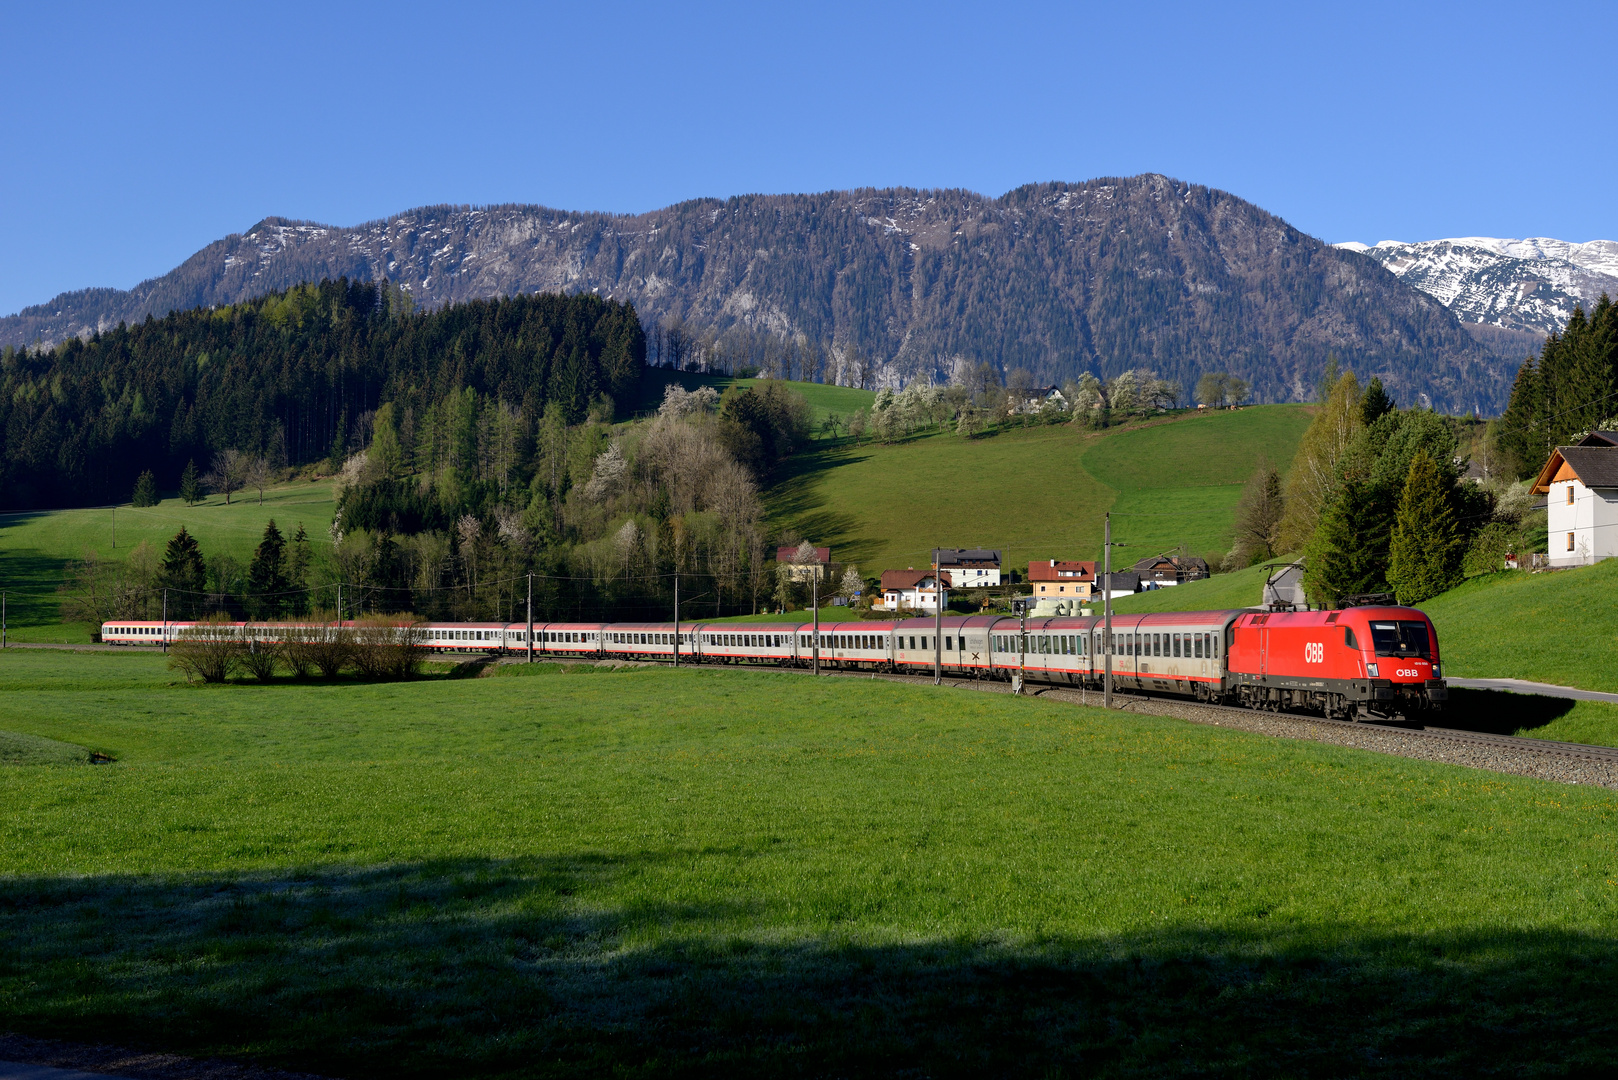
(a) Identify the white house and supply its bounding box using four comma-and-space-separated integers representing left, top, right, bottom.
880, 569, 951, 612
933, 548, 1001, 587
1532, 433, 1618, 566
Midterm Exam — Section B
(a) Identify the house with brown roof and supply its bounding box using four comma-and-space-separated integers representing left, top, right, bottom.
880, 568, 950, 612
1531, 431, 1618, 566
1028, 559, 1095, 601
1132, 554, 1210, 587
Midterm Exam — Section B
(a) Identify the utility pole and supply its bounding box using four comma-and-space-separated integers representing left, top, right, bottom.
526, 572, 533, 663
673, 573, 680, 668
161, 589, 167, 654
1104, 513, 1113, 709
811, 571, 819, 675
2, 591, 6, 649
933, 550, 943, 685
336, 583, 342, 629
111, 507, 116, 550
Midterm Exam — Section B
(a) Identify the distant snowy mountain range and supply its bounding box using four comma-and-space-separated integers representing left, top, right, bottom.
1336, 237, 1618, 337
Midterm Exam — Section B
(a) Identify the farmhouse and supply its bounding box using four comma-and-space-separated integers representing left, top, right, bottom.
1133, 554, 1210, 587
933, 547, 1002, 587
775, 544, 831, 582
1028, 559, 1095, 601
879, 569, 950, 612
1531, 432, 1618, 566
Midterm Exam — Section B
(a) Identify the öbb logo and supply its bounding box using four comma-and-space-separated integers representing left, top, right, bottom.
1304, 642, 1324, 663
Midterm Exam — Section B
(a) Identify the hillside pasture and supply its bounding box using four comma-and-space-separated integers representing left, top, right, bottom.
0, 480, 337, 642
767, 405, 1313, 575
2, 648, 1618, 1075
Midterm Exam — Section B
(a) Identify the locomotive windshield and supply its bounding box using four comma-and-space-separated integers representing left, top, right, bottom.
1368, 621, 1432, 659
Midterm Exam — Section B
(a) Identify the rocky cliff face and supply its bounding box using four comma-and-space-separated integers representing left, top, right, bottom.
3, 175, 1506, 410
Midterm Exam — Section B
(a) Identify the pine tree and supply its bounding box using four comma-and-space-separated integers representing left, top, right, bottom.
1361, 377, 1393, 426
131, 469, 158, 507
160, 527, 207, 616
1303, 480, 1393, 607
246, 520, 289, 618
286, 523, 312, 616
179, 459, 201, 506
1387, 450, 1464, 604
1496, 356, 1544, 479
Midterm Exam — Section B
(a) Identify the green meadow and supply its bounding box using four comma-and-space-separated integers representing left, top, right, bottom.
2, 648, 1618, 1076
0, 480, 338, 642
767, 405, 1313, 574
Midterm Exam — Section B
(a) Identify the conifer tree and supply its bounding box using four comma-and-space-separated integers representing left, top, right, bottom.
286, 523, 312, 615
1496, 356, 1544, 479
160, 527, 207, 616
1302, 480, 1392, 607
1361, 377, 1393, 426
1387, 450, 1464, 604
131, 469, 158, 507
246, 520, 289, 618
179, 459, 201, 506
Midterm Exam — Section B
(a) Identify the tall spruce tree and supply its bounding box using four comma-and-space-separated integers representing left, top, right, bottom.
1387, 450, 1464, 604
246, 520, 289, 618
286, 523, 312, 616
159, 527, 206, 616
1361, 377, 1393, 426
1303, 480, 1391, 606
131, 470, 158, 507
1496, 356, 1545, 479
179, 459, 201, 506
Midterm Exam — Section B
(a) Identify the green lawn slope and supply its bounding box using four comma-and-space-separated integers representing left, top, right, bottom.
0, 481, 336, 642
767, 404, 1312, 575
3, 648, 1618, 1075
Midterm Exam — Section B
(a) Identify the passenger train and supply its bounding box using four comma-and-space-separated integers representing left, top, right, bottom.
103, 603, 1446, 720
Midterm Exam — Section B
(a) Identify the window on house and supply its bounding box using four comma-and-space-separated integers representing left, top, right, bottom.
1569, 532, 1576, 551
1568, 485, 1576, 505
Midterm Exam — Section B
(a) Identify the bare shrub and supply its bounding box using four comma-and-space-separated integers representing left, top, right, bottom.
302, 616, 354, 678
168, 615, 244, 684
278, 623, 315, 678
239, 626, 279, 682
353, 614, 428, 679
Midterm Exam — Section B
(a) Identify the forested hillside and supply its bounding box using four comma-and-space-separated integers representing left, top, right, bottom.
1, 176, 1506, 411
1496, 294, 1618, 476
0, 280, 643, 510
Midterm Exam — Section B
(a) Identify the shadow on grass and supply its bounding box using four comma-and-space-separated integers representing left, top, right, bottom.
2, 859, 1617, 1077
1444, 686, 1576, 736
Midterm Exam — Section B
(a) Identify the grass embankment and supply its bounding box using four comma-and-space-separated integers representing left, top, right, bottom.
3, 648, 1618, 1075
0, 480, 336, 643
766, 405, 1312, 574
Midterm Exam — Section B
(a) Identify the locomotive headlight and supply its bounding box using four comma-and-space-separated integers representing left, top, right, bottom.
1366, 663, 1379, 677
1432, 664, 1440, 678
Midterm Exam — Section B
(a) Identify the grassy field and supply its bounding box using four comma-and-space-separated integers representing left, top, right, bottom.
3, 648, 1618, 1075
766, 405, 1313, 576
0, 480, 337, 643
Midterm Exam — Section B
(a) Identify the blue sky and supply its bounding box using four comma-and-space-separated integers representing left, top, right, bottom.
2, 0, 1614, 317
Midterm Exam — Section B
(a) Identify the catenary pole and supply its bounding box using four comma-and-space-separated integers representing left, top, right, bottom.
2, 591, 6, 649
933, 549, 943, 685
811, 571, 819, 675
161, 589, 168, 653
1104, 513, 1113, 710
673, 573, 680, 668
526, 572, 533, 663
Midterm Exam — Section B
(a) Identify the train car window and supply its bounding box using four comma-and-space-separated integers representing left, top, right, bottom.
1194, 635, 1203, 659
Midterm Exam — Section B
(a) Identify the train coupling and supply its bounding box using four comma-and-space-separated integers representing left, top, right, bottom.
1425, 679, 1448, 702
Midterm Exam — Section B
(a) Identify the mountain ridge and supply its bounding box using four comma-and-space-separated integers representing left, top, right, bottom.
1336, 236, 1618, 337
3, 175, 1507, 411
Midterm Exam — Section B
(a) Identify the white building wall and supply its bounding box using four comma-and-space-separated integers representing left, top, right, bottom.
1548, 480, 1618, 566
941, 566, 1000, 587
